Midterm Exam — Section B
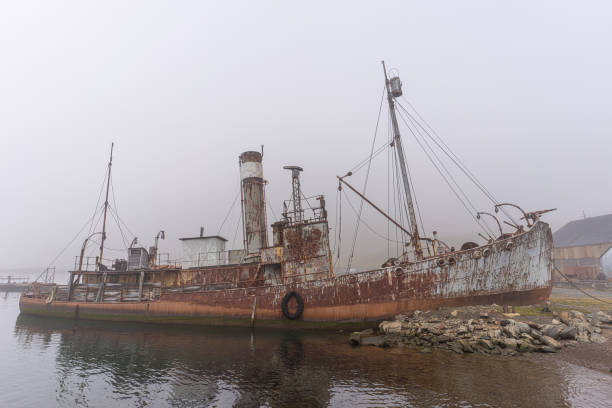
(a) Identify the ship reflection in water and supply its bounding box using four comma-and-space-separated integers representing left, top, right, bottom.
6, 311, 609, 407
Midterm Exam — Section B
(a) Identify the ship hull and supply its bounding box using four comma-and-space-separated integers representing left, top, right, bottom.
19, 222, 553, 329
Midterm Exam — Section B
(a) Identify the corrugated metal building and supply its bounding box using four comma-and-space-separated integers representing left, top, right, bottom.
553, 214, 612, 280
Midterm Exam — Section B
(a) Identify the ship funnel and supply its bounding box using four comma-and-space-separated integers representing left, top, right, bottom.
239, 151, 268, 254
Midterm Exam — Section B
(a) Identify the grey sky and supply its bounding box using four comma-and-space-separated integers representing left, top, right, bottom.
1, 1, 611, 273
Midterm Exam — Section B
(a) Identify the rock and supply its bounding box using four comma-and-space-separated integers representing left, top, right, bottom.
500, 319, 515, 326
478, 339, 494, 350
538, 346, 558, 353
379, 320, 402, 335
590, 333, 606, 344
541, 301, 551, 312
551, 319, 562, 325
542, 324, 563, 340
540, 336, 562, 349
527, 321, 542, 330
559, 311, 570, 325
520, 333, 535, 343
349, 332, 362, 345
437, 335, 451, 343
458, 340, 474, 353
420, 347, 432, 353
457, 325, 468, 335
594, 311, 612, 324
503, 324, 521, 339
450, 310, 459, 317
449, 342, 464, 354
530, 328, 543, 339
360, 328, 374, 336
518, 342, 536, 353
516, 322, 531, 334
503, 313, 520, 318
559, 326, 578, 340
487, 329, 502, 339
480, 312, 489, 319
568, 310, 586, 321
500, 338, 518, 350
577, 333, 590, 343
361, 336, 388, 347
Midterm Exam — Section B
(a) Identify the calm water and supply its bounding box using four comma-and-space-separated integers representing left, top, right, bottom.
0, 292, 610, 407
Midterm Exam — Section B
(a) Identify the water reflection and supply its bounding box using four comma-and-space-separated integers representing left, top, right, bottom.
12, 314, 612, 407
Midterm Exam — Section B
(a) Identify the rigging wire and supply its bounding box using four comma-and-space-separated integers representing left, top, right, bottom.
396, 99, 518, 226
346, 85, 386, 273
110, 175, 131, 249
88, 168, 108, 235
399, 107, 495, 237
396, 105, 495, 239
34, 212, 99, 282
217, 188, 241, 236
342, 190, 405, 243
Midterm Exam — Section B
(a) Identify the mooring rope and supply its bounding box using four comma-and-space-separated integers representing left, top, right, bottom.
554, 266, 612, 305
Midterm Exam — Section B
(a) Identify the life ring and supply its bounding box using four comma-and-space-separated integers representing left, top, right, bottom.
281, 291, 305, 320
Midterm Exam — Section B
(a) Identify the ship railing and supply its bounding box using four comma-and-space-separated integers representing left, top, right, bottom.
282, 195, 327, 226
72, 256, 100, 272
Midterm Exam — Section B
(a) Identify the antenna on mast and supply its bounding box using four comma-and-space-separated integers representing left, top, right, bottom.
98, 142, 114, 271
382, 61, 423, 260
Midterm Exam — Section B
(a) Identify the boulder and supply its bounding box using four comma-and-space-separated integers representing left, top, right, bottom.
458, 340, 474, 353
518, 341, 536, 353
449, 342, 464, 354
541, 324, 564, 339
516, 322, 531, 334
349, 332, 362, 345
538, 346, 558, 353
590, 333, 607, 344
559, 326, 578, 340
500, 338, 518, 350
594, 311, 612, 324
379, 320, 402, 335
478, 339, 494, 350
503, 324, 521, 339
361, 336, 388, 347
530, 328, 543, 339
540, 336, 562, 349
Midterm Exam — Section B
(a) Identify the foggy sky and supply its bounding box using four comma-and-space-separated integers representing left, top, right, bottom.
1, 1, 611, 274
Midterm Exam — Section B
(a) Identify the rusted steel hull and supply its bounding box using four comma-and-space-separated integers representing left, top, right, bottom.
19, 222, 553, 328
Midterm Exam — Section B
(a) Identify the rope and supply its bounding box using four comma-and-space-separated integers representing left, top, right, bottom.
554, 266, 612, 305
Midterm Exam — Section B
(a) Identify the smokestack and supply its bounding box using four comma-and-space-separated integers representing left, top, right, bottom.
239, 151, 268, 254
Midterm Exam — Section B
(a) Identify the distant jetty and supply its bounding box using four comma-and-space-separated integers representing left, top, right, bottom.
0, 277, 30, 292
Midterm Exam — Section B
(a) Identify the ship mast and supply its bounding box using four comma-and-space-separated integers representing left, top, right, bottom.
382, 61, 423, 260
98, 142, 114, 271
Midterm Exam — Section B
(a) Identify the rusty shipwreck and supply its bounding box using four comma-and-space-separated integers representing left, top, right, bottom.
20, 63, 555, 328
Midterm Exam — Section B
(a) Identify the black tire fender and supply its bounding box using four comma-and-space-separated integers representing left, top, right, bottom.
281, 291, 305, 320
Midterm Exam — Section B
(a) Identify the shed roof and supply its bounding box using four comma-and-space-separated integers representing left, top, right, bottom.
553, 213, 612, 248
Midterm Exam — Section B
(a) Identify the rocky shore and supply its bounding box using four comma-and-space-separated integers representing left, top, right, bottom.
349, 305, 611, 356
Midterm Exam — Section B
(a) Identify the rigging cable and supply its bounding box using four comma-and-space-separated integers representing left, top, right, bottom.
396, 105, 494, 239
342, 190, 405, 243
88, 168, 108, 235
396, 99, 518, 226
346, 85, 386, 273
110, 175, 131, 249
217, 188, 241, 236
34, 211, 99, 282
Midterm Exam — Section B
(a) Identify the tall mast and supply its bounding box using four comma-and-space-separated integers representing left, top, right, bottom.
98, 142, 114, 271
382, 61, 423, 260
